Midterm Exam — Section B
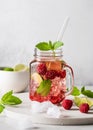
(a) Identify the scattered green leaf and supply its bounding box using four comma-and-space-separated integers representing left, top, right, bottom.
71, 86, 81, 96
71, 86, 93, 98
2, 95, 22, 105
0, 104, 5, 113
1, 90, 22, 105
1, 90, 13, 102
81, 86, 93, 98
0, 90, 22, 113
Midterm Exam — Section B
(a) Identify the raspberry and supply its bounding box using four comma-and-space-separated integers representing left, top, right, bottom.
79, 103, 89, 113
45, 70, 58, 79
62, 99, 73, 110
58, 70, 66, 78
37, 63, 47, 75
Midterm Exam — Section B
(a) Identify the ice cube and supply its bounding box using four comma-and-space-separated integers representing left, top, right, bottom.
31, 101, 54, 113
47, 105, 61, 118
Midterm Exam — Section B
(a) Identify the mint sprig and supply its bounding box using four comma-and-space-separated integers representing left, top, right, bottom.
71, 86, 93, 98
0, 90, 22, 113
36, 41, 64, 51
36, 79, 51, 96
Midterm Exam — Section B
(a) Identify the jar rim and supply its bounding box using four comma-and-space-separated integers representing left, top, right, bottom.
34, 47, 63, 57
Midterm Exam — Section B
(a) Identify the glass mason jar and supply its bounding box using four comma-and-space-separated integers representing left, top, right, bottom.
29, 48, 74, 104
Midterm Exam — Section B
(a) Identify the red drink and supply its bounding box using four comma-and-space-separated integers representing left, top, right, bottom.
29, 61, 69, 104
29, 48, 74, 105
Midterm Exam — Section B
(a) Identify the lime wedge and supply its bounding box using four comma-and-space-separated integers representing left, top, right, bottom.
3, 67, 14, 71
86, 98, 93, 107
31, 72, 43, 86
14, 64, 29, 71
74, 97, 93, 107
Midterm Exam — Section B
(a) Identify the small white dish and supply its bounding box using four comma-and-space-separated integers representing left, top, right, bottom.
0, 67, 29, 94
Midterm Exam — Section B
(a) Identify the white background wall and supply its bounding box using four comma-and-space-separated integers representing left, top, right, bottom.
0, 0, 93, 86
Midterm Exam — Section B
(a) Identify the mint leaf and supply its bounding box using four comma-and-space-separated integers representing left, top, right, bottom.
35, 41, 64, 51
81, 86, 93, 98
0, 104, 5, 113
53, 41, 64, 50
36, 42, 51, 51
71, 86, 81, 96
71, 86, 93, 98
37, 80, 51, 96
1, 90, 13, 102
0, 90, 22, 114
1, 90, 22, 105
2, 95, 22, 105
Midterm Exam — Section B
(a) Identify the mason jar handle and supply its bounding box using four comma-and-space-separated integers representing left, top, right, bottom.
63, 63, 74, 96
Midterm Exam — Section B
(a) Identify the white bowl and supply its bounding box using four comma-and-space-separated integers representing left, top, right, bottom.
0, 67, 29, 94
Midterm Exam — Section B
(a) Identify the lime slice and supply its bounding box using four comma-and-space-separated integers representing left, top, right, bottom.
14, 64, 29, 71
86, 98, 93, 107
74, 97, 93, 107
3, 67, 14, 71
31, 73, 43, 85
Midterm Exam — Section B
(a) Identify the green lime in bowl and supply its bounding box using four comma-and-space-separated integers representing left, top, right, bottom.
3, 67, 14, 71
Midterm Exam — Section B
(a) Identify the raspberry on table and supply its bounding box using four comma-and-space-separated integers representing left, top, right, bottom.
45, 70, 58, 80
79, 103, 89, 113
62, 99, 73, 110
37, 63, 47, 75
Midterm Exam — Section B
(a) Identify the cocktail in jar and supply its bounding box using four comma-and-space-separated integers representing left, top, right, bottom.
29, 41, 74, 104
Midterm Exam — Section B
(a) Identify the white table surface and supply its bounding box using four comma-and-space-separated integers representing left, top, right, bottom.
0, 86, 93, 130
0, 114, 93, 130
